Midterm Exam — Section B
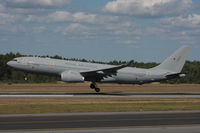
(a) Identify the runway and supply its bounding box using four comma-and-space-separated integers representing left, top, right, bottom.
4, 126, 200, 133
1, 92, 200, 98
0, 111, 200, 131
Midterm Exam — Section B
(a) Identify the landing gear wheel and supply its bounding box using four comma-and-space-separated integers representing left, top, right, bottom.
95, 88, 100, 93
90, 83, 95, 89
90, 82, 101, 92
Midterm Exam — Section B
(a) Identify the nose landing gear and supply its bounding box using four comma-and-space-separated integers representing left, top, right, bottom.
90, 82, 100, 92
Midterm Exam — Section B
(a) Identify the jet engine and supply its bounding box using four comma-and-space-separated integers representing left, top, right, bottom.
61, 71, 84, 82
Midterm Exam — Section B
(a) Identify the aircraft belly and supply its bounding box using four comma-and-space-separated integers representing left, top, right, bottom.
34, 66, 61, 75
115, 71, 150, 84
113, 72, 134, 84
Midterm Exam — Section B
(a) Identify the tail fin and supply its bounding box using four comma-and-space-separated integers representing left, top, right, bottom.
153, 46, 191, 73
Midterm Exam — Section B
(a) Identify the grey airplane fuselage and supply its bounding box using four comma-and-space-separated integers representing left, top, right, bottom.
7, 57, 166, 84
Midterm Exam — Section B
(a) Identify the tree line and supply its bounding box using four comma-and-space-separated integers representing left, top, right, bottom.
0, 52, 199, 84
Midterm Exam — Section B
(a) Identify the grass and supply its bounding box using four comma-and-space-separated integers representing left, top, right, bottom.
0, 83, 200, 114
0, 83, 200, 93
0, 102, 200, 114
0, 98, 200, 114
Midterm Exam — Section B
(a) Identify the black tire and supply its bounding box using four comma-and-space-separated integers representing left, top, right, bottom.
90, 84, 95, 89
95, 88, 100, 92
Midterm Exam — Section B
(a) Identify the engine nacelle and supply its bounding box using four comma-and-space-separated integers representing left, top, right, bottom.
61, 71, 84, 82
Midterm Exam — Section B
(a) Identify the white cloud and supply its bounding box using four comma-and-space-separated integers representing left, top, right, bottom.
47, 11, 72, 22
0, 4, 5, 12
64, 23, 88, 32
0, 37, 8, 41
32, 26, 46, 33
0, 24, 28, 34
52, 16, 141, 42
5, 0, 71, 8
24, 11, 119, 25
9, 8, 45, 14
142, 14, 200, 44
47, 11, 97, 24
119, 39, 140, 45
73, 12, 96, 24
25, 11, 72, 23
55, 23, 92, 36
105, 21, 141, 36
103, 0, 193, 17
159, 14, 200, 28
0, 0, 198, 48
0, 13, 22, 24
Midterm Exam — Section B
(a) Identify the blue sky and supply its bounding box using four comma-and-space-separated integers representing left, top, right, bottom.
0, 0, 200, 62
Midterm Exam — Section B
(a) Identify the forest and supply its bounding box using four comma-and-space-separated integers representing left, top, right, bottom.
0, 52, 200, 84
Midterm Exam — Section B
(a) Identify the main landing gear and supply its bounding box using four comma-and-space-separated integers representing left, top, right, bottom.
24, 73, 28, 81
90, 82, 100, 92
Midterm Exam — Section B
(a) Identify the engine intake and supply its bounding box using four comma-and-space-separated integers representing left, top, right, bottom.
61, 71, 84, 82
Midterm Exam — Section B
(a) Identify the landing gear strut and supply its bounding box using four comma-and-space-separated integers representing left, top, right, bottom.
90, 82, 100, 92
24, 73, 28, 81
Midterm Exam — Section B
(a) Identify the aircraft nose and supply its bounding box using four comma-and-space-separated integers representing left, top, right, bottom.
7, 61, 11, 66
7, 61, 13, 67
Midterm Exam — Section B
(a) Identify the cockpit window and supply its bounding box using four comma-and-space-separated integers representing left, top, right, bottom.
12, 59, 18, 61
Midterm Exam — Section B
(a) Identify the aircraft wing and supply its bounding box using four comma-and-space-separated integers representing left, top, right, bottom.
80, 60, 133, 81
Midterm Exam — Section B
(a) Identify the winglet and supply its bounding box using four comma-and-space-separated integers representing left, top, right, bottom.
120, 60, 134, 68
126, 60, 134, 67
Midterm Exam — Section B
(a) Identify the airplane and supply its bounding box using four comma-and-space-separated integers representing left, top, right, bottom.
7, 46, 191, 92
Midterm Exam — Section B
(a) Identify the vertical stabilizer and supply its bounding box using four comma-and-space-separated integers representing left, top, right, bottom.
153, 46, 191, 73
